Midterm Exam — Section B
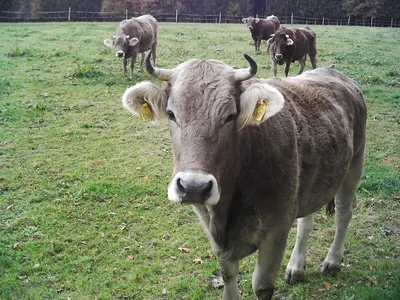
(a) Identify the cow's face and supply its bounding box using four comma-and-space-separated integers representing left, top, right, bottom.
122, 54, 285, 206
245, 17, 259, 31
267, 32, 294, 62
103, 34, 139, 58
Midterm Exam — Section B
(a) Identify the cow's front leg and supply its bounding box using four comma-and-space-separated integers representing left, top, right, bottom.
298, 56, 306, 74
219, 259, 240, 300
138, 52, 145, 72
123, 58, 128, 75
130, 53, 137, 78
252, 227, 290, 300
284, 61, 291, 77
272, 59, 278, 77
285, 213, 314, 284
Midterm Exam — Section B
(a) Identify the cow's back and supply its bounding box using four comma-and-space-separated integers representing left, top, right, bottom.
242, 68, 366, 217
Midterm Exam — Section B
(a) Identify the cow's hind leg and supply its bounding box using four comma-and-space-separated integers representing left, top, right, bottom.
321, 152, 364, 274
285, 213, 314, 284
219, 259, 240, 300
151, 42, 157, 66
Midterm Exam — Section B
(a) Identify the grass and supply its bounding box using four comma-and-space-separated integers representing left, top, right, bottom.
0, 22, 399, 299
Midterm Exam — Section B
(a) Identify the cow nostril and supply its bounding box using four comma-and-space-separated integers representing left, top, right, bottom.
176, 178, 186, 195
201, 181, 213, 200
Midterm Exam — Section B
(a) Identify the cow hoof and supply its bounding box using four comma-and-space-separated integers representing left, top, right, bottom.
285, 268, 305, 284
255, 287, 274, 300
208, 273, 241, 289
320, 262, 341, 275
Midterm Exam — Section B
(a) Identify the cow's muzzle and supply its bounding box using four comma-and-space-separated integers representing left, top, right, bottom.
168, 172, 220, 205
274, 53, 283, 60
116, 51, 124, 58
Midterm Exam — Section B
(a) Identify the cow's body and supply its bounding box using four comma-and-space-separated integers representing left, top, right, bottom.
122, 54, 366, 299
104, 15, 157, 78
243, 15, 280, 51
268, 26, 317, 77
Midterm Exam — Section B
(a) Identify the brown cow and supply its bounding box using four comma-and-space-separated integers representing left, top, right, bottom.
242, 15, 280, 51
267, 26, 317, 77
104, 15, 157, 78
121, 52, 366, 300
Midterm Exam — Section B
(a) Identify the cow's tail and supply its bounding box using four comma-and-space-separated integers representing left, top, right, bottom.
325, 198, 335, 216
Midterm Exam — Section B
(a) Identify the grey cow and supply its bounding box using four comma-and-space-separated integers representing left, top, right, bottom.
121, 53, 366, 300
104, 15, 157, 78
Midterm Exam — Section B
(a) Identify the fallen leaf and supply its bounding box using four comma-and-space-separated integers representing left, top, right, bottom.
34, 263, 40, 268
128, 255, 134, 260
205, 252, 213, 259
170, 256, 177, 260
162, 288, 167, 295
323, 281, 332, 289
178, 247, 190, 253
193, 258, 203, 264
13, 242, 19, 249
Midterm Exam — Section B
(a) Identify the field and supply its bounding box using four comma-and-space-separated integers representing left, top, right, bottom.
0, 22, 399, 299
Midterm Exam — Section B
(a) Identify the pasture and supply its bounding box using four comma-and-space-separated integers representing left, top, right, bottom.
0, 22, 399, 299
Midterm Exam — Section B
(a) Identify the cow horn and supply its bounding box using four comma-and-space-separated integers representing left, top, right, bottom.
146, 50, 173, 81
233, 54, 257, 82
286, 34, 289, 38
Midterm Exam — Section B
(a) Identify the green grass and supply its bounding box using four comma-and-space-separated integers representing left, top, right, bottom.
0, 22, 399, 299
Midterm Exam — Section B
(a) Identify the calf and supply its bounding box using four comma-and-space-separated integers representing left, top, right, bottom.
267, 26, 317, 77
243, 15, 280, 51
104, 14, 157, 78
121, 52, 366, 299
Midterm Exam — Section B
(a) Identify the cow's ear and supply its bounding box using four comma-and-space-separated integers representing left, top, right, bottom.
242, 18, 248, 23
286, 38, 294, 45
104, 39, 114, 48
255, 18, 260, 23
122, 81, 167, 125
237, 83, 285, 129
129, 37, 139, 46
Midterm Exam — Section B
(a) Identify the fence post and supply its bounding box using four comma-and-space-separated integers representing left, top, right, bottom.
291, 13, 293, 25
68, 7, 71, 22
219, 12, 221, 24
371, 17, 373, 26
348, 16, 350, 25
322, 16, 324, 25
175, 10, 178, 23
391, 18, 393, 27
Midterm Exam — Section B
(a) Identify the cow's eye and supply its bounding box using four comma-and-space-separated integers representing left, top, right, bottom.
167, 110, 176, 122
224, 114, 236, 125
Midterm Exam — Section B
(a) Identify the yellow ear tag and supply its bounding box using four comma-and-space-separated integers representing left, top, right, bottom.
139, 103, 153, 121
252, 100, 267, 121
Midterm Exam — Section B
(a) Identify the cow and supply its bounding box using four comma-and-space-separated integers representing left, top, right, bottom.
121, 52, 366, 300
242, 15, 280, 51
267, 26, 317, 77
103, 14, 157, 78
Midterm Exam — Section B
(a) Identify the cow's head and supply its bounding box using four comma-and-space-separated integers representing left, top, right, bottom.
122, 53, 285, 206
267, 30, 294, 62
104, 34, 139, 58
244, 17, 260, 31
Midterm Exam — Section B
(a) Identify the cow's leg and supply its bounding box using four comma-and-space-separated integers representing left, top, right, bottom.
130, 53, 137, 78
284, 61, 291, 77
151, 42, 157, 66
219, 259, 240, 300
138, 53, 145, 72
272, 60, 278, 77
252, 226, 291, 300
285, 213, 314, 284
321, 151, 364, 274
298, 57, 306, 74
309, 54, 317, 69
123, 58, 128, 75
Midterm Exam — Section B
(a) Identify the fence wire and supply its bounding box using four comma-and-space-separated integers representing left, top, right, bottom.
0, 10, 397, 27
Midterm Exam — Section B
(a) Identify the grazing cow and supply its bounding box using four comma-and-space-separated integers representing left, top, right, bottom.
103, 15, 157, 78
242, 15, 280, 51
121, 52, 366, 300
267, 26, 317, 77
